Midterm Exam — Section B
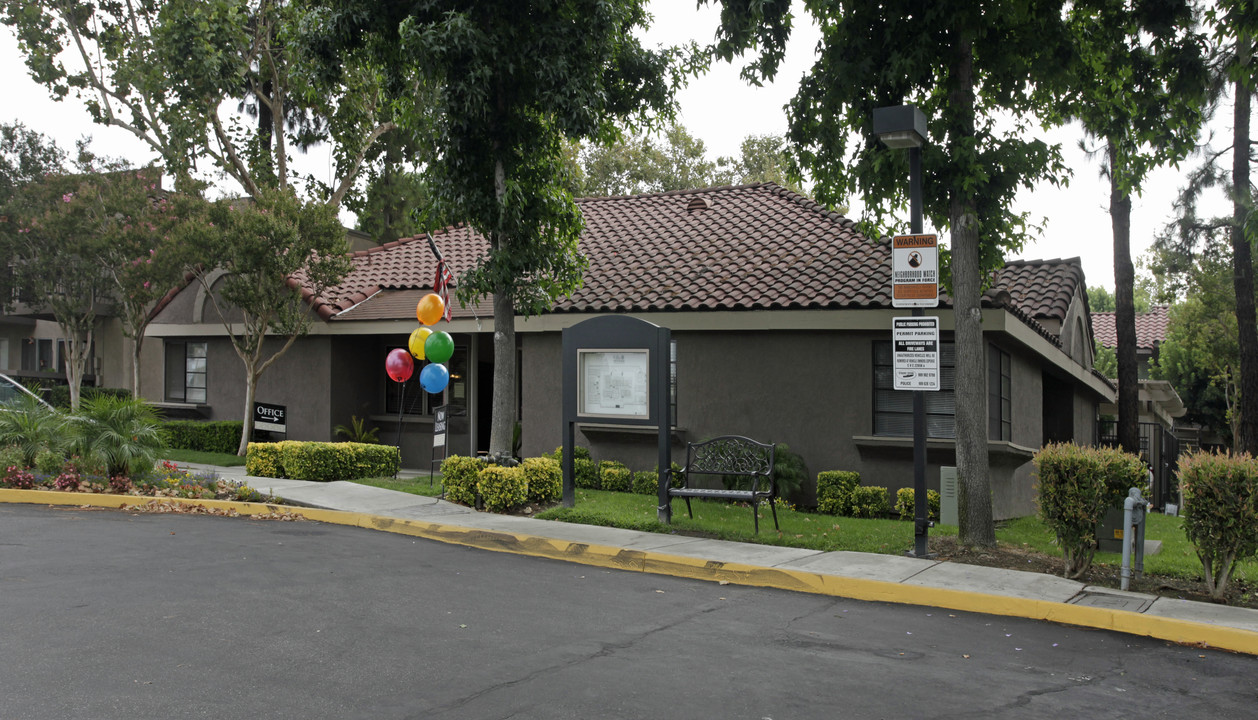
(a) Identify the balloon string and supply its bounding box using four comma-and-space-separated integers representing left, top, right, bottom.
395, 379, 406, 467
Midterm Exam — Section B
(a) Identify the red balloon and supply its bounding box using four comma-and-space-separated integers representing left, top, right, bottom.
385, 348, 414, 382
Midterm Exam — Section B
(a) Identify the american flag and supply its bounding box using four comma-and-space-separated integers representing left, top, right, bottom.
433, 258, 454, 322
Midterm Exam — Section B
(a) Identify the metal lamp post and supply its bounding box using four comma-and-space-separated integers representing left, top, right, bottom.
873, 104, 934, 559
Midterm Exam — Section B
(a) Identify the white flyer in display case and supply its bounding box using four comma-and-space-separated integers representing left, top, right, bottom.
578, 349, 649, 419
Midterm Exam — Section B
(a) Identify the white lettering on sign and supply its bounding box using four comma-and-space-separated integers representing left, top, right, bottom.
892, 235, 940, 308
892, 317, 940, 391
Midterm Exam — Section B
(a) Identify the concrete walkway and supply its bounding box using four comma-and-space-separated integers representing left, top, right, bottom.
18, 461, 1258, 655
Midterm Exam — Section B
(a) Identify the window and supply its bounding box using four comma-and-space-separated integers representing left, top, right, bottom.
22, 338, 54, 372
988, 345, 1011, 441
873, 341, 956, 438
670, 339, 678, 427
165, 341, 207, 403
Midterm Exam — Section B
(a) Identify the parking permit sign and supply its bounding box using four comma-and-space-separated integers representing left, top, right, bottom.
892, 234, 939, 308
893, 317, 940, 391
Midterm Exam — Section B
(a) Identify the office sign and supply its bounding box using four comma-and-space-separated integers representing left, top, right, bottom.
892, 317, 940, 391
892, 234, 939, 308
253, 402, 287, 433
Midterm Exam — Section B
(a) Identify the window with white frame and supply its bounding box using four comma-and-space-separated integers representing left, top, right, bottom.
165, 341, 207, 403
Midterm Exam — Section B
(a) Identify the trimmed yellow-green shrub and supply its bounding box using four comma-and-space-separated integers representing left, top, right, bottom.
521, 456, 562, 504
895, 487, 941, 521
632, 470, 659, 495
1178, 450, 1258, 600
246, 441, 298, 478
478, 465, 528, 512
261, 441, 399, 482
816, 470, 860, 515
599, 460, 631, 492
574, 457, 599, 489
848, 486, 890, 518
1034, 442, 1143, 579
441, 455, 484, 507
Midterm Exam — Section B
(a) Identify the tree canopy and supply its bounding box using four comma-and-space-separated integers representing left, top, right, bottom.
306, 0, 681, 455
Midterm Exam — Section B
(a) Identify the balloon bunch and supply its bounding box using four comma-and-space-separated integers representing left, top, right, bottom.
411, 292, 453, 394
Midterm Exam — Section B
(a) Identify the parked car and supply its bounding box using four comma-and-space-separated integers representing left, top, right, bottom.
0, 373, 54, 410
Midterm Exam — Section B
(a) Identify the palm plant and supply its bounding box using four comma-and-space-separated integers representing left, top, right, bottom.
334, 415, 379, 444
0, 392, 67, 467
71, 394, 166, 478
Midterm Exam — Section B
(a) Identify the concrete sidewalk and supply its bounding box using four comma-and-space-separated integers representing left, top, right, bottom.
63, 463, 1258, 654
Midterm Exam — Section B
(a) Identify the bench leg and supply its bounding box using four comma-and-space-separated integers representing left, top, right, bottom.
685, 496, 693, 519
770, 498, 779, 531
752, 500, 759, 534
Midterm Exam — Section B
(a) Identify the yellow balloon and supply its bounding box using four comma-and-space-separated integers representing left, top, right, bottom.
408, 327, 432, 360
416, 293, 445, 326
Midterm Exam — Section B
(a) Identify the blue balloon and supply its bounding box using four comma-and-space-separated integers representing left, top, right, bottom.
420, 362, 450, 394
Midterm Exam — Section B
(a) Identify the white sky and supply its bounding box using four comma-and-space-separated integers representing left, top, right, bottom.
1, 2, 1234, 292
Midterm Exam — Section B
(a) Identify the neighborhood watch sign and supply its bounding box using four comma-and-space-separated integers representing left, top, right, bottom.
891, 234, 939, 308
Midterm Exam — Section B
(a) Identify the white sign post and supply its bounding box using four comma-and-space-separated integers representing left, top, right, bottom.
892, 317, 940, 391
892, 234, 939, 308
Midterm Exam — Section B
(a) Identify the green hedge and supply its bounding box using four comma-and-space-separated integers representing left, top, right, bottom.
49, 386, 131, 409
574, 457, 599, 489
441, 455, 485, 506
245, 441, 398, 481
599, 460, 632, 492
478, 465, 528, 512
1178, 450, 1258, 599
894, 487, 941, 521
163, 420, 243, 454
521, 457, 562, 504
848, 486, 890, 518
817, 471, 860, 516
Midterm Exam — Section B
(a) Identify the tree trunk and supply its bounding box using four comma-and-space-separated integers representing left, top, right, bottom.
489, 283, 516, 457
1231, 58, 1258, 455
131, 336, 143, 398
1110, 143, 1140, 456
237, 367, 259, 456
949, 31, 995, 547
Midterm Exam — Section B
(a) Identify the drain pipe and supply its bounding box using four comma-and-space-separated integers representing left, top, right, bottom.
1120, 487, 1150, 591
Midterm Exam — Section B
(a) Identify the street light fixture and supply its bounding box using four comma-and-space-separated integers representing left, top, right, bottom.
873, 103, 934, 559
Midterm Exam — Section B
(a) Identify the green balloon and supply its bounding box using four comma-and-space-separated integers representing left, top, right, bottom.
424, 331, 455, 364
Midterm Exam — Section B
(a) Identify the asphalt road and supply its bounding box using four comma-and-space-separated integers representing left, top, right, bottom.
1, 504, 1254, 719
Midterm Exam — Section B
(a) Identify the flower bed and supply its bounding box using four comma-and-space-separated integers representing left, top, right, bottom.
1, 459, 280, 504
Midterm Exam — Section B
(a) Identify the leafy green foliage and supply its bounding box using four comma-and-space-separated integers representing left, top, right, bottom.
245, 441, 296, 479
440, 456, 484, 506
847, 486, 890, 519
770, 444, 808, 501
477, 465, 528, 512
334, 416, 380, 444
1093, 340, 1119, 378
0, 391, 67, 466
69, 394, 166, 478
521, 456, 562, 505
1178, 450, 1258, 599
598, 460, 632, 492
1034, 443, 1143, 579
271, 441, 400, 482
162, 421, 243, 455
895, 488, 941, 522
816, 471, 860, 516
574, 458, 600, 490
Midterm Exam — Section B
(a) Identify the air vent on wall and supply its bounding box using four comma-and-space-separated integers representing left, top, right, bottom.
687, 196, 712, 212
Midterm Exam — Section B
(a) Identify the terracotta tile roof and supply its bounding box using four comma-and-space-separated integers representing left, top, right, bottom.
198, 184, 1088, 345
1091, 305, 1170, 350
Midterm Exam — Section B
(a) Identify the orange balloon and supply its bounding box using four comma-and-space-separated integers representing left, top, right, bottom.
416, 293, 445, 326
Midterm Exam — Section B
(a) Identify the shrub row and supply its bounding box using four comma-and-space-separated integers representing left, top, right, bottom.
816, 471, 891, 518
895, 488, 941, 522
1177, 450, 1258, 599
1033, 442, 1143, 579
441, 455, 562, 511
245, 441, 399, 481
49, 386, 131, 409
162, 420, 243, 454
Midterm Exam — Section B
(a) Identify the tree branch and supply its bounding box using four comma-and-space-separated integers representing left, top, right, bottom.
327, 121, 396, 208
210, 115, 261, 197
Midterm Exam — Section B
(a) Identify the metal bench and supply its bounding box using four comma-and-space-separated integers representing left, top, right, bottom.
668, 435, 778, 533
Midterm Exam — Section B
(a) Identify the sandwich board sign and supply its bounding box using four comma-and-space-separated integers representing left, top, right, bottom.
892, 317, 940, 391
892, 234, 939, 308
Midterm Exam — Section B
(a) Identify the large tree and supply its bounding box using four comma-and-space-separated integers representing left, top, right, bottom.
171, 187, 351, 454
1163, 2, 1258, 455
2, 0, 392, 204
708, 1, 1073, 546
1054, 0, 1207, 455
306, 1, 679, 456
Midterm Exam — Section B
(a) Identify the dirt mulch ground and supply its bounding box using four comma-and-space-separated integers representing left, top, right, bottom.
928, 536, 1258, 610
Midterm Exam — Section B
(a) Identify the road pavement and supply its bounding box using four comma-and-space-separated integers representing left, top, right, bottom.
2, 504, 1256, 719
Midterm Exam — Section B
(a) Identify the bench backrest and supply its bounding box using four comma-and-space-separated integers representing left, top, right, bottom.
686, 435, 775, 478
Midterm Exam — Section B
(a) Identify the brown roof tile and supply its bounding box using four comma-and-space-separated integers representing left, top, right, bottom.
276, 184, 1087, 344
1092, 305, 1170, 350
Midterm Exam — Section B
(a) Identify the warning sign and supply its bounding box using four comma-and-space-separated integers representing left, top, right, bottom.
892, 234, 939, 308
893, 317, 940, 391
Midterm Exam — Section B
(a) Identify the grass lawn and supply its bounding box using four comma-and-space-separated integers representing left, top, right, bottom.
352, 474, 445, 498
160, 448, 247, 467
536, 489, 1258, 585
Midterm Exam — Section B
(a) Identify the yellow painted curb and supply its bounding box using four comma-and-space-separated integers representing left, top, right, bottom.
3, 489, 1256, 656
